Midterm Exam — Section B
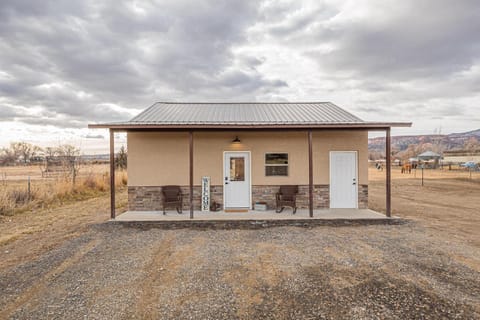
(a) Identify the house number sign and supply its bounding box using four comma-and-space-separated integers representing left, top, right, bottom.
201, 176, 210, 211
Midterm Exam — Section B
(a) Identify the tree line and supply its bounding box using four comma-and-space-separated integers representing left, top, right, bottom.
0, 142, 127, 169
0, 142, 80, 166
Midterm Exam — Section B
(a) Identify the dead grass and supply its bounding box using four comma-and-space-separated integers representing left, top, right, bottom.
368, 166, 480, 248
369, 164, 480, 181
0, 164, 110, 181
0, 168, 127, 216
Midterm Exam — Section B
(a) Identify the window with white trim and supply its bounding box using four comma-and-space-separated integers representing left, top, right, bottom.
265, 153, 288, 176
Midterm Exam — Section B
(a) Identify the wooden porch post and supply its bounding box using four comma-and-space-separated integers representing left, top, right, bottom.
386, 127, 392, 217
189, 131, 194, 219
308, 130, 314, 218
109, 129, 116, 219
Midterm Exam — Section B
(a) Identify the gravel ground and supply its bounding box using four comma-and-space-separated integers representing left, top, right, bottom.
1, 222, 479, 319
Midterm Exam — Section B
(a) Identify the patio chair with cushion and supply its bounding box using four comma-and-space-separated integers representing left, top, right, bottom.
275, 185, 298, 214
162, 185, 183, 214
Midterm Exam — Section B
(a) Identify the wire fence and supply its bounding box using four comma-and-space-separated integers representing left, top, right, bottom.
0, 164, 127, 216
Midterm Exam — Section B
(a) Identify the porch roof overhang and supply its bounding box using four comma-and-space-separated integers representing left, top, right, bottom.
96, 102, 410, 220
88, 122, 412, 131
88, 102, 411, 131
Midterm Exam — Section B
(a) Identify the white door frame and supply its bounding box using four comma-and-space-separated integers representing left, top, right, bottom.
329, 151, 358, 209
223, 151, 252, 209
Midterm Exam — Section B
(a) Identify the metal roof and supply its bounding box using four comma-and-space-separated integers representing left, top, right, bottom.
130, 102, 363, 124
418, 151, 441, 158
89, 102, 412, 130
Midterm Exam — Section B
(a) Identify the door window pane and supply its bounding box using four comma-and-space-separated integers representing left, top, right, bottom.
230, 157, 245, 181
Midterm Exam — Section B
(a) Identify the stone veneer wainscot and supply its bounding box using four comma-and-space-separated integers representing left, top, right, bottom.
128, 185, 368, 211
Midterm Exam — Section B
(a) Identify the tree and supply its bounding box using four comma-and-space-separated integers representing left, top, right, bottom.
9, 142, 42, 164
115, 146, 127, 170
395, 144, 417, 160
0, 147, 17, 166
464, 137, 480, 154
55, 144, 80, 157
368, 150, 384, 161
44, 147, 58, 158
55, 144, 81, 184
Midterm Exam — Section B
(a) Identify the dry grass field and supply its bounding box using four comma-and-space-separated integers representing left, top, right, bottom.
0, 163, 110, 181
0, 164, 125, 216
369, 166, 480, 248
0, 166, 479, 319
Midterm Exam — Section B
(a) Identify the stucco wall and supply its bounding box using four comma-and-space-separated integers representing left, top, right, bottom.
127, 130, 368, 186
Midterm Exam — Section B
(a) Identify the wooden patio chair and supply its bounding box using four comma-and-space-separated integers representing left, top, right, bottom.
275, 185, 298, 214
162, 185, 183, 215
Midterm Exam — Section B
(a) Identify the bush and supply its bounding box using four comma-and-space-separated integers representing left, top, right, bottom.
82, 173, 108, 192
0, 191, 15, 215
118, 171, 128, 186
0, 188, 36, 215
10, 189, 34, 204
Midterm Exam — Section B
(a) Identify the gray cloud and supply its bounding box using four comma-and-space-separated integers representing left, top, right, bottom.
0, 105, 17, 120
249, 0, 480, 131
259, 1, 480, 80
0, 0, 286, 129
0, 0, 479, 141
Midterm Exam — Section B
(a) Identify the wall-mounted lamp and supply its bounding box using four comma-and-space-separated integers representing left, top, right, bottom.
232, 136, 241, 144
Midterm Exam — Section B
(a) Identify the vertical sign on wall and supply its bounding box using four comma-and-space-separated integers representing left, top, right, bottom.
201, 176, 210, 211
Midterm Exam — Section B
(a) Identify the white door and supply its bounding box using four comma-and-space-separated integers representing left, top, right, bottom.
224, 152, 251, 208
330, 151, 358, 208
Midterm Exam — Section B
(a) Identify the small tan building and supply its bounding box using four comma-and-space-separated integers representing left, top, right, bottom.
89, 102, 410, 218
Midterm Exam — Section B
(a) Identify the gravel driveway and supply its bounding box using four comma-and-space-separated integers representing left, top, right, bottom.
1, 222, 479, 319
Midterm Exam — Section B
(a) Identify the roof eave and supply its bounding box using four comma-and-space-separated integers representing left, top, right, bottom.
88, 122, 412, 130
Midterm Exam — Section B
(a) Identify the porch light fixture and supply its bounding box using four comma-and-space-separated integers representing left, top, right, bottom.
232, 136, 241, 143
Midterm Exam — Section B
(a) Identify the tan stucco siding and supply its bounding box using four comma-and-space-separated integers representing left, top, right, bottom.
194, 131, 309, 185
127, 130, 368, 186
128, 132, 189, 186
313, 131, 369, 184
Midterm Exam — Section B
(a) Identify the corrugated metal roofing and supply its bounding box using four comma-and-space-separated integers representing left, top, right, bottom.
418, 151, 441, 158
129, 102, 364, 125
88, 102, 412, 129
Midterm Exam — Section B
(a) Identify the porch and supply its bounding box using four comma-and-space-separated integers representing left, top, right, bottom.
112, 208, 404, 228
88, 102, 412, 221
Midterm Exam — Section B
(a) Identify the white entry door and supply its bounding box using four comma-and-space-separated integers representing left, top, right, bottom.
224, 152, 251, 209
330, 151, 358, 208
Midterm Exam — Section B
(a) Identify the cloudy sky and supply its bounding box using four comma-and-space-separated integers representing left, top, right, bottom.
1, 0, 479, 153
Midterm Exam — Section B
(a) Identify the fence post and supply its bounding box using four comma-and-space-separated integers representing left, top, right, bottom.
421, 166, 424, 186
72, 166, 76, 188
27, 176, 31, 202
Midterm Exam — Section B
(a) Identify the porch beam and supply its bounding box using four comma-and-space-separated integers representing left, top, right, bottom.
308, 130, 313, 217
109, 129, 115, 219
386, 127, 392, 217
189, 131, 194, 219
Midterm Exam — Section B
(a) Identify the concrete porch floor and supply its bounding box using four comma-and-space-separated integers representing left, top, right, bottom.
112, 209, 403, 228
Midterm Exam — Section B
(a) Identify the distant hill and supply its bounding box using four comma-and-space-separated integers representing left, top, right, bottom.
369, 129, 480, 152
79, 154, 110, 161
